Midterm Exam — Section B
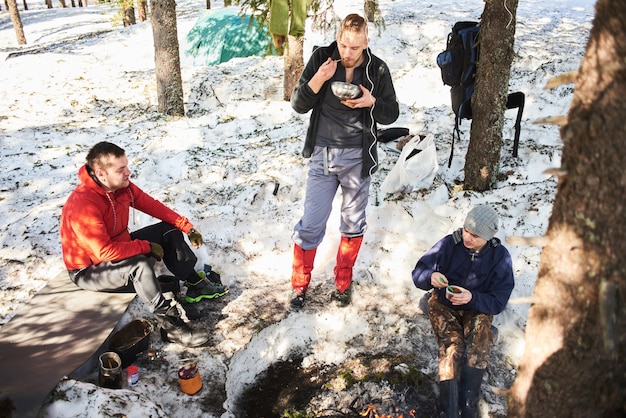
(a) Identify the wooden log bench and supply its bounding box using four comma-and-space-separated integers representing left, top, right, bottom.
0, 271, 135, 417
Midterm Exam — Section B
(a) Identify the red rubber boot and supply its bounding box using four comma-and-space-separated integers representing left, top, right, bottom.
333, 235, 363, 302
290, 244, 317, 308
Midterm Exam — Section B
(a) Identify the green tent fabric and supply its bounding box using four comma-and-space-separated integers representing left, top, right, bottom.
185, 8, 278, 66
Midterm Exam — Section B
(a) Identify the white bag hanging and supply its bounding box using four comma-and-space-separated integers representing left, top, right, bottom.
381, 133, 438, 194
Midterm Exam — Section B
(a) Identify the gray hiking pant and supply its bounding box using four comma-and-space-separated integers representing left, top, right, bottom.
68, 222, 198, 312
293, 146, 370, 250
70, 255, 163, 312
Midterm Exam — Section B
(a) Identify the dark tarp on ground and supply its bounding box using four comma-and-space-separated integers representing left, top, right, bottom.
0, 272, 134, 417
185, 7, 278, 66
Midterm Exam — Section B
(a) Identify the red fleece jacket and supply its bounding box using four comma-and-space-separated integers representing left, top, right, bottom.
60, 165, 193, 270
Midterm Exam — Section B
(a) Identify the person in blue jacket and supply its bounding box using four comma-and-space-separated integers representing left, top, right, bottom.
412, 205, 514, 418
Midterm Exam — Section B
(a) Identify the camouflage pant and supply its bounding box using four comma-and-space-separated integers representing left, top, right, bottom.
428, 292, 494, 381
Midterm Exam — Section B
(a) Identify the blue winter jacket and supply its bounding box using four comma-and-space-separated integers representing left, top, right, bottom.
412, 229, 514, 315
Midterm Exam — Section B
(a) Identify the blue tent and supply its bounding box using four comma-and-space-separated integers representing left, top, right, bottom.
185, 8, 278, 66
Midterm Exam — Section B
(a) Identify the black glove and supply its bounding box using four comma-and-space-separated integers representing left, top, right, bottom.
148, 242, 164, 261
187, 228, 203, 248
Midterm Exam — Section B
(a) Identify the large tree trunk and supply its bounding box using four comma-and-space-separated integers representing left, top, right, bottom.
150, 0, 184, 116
7, 0, 26, 45
283, 34, 303, 101
509, 0, 626, 416
463, 0, 518, 191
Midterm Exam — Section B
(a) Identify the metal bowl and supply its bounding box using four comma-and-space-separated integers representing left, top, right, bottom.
331, 81, 361, 100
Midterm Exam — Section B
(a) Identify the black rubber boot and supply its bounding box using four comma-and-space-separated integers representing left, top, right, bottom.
154, 298, 209, 348
459, 366, 485, 418
439, 379, 459, 418
289, 289, 306, 310
157, 275, 201, 320
330, 284, 352, 307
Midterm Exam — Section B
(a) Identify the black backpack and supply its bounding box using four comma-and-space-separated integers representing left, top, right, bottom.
437, 21, 525, 167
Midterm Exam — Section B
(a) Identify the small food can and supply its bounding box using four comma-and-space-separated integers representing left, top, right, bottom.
127, 365, 139, 386
178, 362, 202, 395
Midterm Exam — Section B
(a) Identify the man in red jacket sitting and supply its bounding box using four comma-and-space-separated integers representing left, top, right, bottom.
60, 142, 227, 347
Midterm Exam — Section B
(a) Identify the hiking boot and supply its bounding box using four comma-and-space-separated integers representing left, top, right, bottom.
289, 289, 306, 310
198, 264, 223, 286
331, 285, 352, 306
184, 278, 228, 303
157, 275, 201, 320
154, 302, 209, 347
161, 291, 202, 321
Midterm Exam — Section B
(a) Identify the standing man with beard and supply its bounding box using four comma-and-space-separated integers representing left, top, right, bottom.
289, 14, 399, 309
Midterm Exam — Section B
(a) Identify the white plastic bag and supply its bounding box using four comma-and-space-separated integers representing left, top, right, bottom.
381, 133, 438, 194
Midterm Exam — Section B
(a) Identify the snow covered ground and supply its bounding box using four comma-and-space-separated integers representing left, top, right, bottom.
0, 0, 595, 416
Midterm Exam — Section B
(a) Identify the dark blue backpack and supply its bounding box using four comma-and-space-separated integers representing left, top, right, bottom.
437, 21, 525, 167
437, 21, 479, 121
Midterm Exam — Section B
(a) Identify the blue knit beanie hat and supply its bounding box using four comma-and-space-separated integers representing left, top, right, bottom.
464, 205, 499, 240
